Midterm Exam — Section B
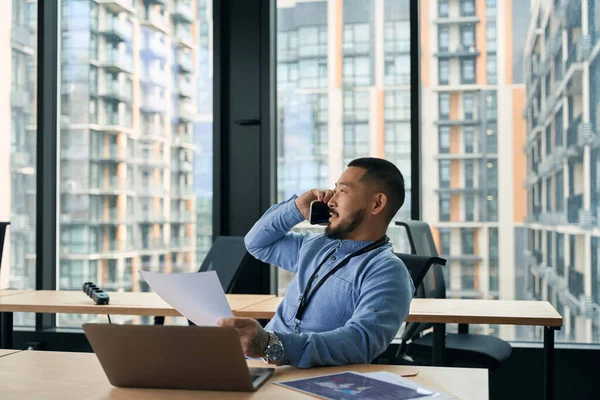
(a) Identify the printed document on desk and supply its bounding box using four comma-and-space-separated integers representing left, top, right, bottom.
276, 371, 436, 400
139, 270, 233, 326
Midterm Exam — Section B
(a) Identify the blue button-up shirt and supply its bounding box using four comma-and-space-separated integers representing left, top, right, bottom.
244, 195, 414, 368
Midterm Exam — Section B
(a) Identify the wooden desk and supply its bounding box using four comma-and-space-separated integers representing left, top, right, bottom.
0, 350, 487, 400
0, 290, 31, 298
0, 291, 274, 349
237, 297, 561, 400
0, 349, 20, 358
237, 297, 563, 327
0, 291, 274, 317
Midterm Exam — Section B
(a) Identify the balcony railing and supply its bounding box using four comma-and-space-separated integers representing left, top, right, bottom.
99, 18, 132, 42
173, 133, 194, 146
140, 238, 167, 251
97, 0, 136, 14
179, 51, 193, 72
172, 0, 193, 22
577, 122, 597, 147
171, 236, 194, 249
178, 101, 197, 121
101, 50, 133, 72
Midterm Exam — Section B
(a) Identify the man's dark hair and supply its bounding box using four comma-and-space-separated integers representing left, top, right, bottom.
347, 157, 405, 223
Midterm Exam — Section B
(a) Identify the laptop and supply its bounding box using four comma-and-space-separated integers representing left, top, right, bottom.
83, 323, 274, 392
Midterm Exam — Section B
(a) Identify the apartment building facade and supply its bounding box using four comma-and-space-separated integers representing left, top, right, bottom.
523, 0, 600, 343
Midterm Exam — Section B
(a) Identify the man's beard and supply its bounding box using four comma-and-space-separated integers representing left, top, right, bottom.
325, 207, 367, 240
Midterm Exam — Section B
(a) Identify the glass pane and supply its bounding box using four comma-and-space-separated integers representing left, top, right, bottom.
423, 0, 600, 343
276, 0, 412, 294
2, 0, 38, 327
58, 0, 213, 327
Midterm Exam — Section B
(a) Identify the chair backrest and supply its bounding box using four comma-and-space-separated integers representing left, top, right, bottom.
198, 236, 249, 293
0, 222, 9, 275
394, 253, 446, 295
395, 220, 448, 354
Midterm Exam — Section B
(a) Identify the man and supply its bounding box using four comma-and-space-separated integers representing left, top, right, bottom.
218, 157, 414, 368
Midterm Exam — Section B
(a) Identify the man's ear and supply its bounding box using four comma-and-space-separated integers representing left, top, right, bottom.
371, 193, 388, 216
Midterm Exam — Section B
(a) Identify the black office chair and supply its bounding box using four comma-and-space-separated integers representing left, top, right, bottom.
154, 236, 250, 325
0, 222, 8, 274
395, 220, 512, 370
395, 253, 446, 295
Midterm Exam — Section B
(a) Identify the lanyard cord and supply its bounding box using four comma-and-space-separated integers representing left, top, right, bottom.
294, 235, 389, 322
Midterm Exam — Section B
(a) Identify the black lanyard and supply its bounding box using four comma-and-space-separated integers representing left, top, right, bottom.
294, 235, 389, 323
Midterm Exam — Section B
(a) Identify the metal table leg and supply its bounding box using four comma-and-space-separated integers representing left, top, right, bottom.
432, 323, 446, 366
0, 312, 14, 349
544, 326, 555, 400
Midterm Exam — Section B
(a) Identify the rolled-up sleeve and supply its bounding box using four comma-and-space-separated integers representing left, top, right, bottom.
274, 258, 414, 368
244, 195, 309, 273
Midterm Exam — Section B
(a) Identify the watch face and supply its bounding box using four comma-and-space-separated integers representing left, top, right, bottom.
266, 343, 284, 361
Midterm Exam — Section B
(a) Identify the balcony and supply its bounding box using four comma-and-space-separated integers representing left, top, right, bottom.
173, 26, 194, 49
433, 15, 480, 25
578, 209, 594, 229
176, 77, 194, 99
172, 0, 193, 23
173, 185, 195, 198
138, 211, 167, 223
567, 193, 583, 224
178, 51, 194, 73
171, 210, 194, 222
435, 47, 480, 59
140, 238, 168, 251
142, 38, 167, 59
140, 123, 166, 141
11, 23, 35, 49
92, 145, 127, 162
11, 87, 32, 109
539, 212, 567, 226
99, 110, 132, 130
90, 176, 124, 192
178, 101, 197, 121
137, 183, 165, 197
11, 150, 33, 169
566, 35, 590, 71
141, 97, 166, 114
172, 133, 194, 147
99, 19, 132, 43
568, 265, 584, 299
100, 50, 133, 73
141, 10, 169, 33
100, 82, 132, 103
96, 0, 136, 15
577, 122, 597, 147
171, 236, 194, 249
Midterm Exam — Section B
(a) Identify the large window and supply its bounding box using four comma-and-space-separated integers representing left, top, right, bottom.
277, 0, 412, 293
55, 0, 213, 326
420, 0, 600, 344
3, 0, 37, 326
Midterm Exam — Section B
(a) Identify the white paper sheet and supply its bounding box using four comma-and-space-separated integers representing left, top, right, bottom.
139, 270, 233, 326
362, 372, 453, 400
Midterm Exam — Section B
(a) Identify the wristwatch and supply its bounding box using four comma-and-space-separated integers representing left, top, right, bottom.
262, 330, 284, 364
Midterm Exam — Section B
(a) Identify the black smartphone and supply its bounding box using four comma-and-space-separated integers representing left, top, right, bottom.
309, 200, 331, 225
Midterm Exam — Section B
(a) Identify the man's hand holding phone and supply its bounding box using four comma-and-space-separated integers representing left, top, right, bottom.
294, 189, 334, 221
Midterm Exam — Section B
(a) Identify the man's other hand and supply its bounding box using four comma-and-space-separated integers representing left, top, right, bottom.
294, 188, 334, 220
217, 317, 270, 358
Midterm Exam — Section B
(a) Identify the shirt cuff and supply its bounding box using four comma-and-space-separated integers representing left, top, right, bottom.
283, 194, 305, 225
